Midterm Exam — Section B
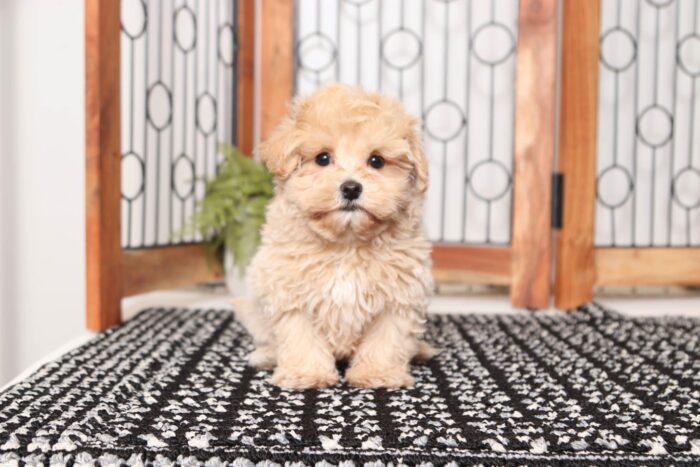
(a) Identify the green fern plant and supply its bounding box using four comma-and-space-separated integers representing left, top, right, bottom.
190, 144, 274, 276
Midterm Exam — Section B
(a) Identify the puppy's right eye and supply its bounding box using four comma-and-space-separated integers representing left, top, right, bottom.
315, 152, 332, 166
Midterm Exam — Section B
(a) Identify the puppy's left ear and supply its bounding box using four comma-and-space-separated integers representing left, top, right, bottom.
406, 120, 429, 193
257, 117, 300, 179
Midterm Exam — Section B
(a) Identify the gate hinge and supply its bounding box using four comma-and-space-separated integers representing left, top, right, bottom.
551, 173, 564, 230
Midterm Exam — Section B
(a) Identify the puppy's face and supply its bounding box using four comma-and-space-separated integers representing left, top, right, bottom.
258, 85, 428, 242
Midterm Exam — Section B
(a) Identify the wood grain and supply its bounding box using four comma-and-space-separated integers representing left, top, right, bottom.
237, 0, 256, 154
122, 245, 223, 297
596, 248, 700, 285
259, 0, 294, 140
432, 245, 512, 285
85, 0, 123, 331
510, 0, 558, 309
554, 0, 600, 309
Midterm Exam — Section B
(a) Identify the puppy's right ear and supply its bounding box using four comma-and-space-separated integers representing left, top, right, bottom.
406, 119, 429, 194
257, 116, 300, 179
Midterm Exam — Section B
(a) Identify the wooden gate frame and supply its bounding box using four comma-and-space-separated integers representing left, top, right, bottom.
88, 0, 548, 331
555, 0, 700, 309
84, 0, 255, 331
85, 0, 700, 331
261, 0, 558, 309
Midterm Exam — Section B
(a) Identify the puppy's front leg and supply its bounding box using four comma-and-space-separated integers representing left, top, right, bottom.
271, 311, 339, 389
346, 312, 417, 388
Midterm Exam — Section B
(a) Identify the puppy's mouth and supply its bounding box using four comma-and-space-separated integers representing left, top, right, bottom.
338, 203, 383, 224
310, 203, 381, 223
340, 203, 360, 212
310, 204, 364, 219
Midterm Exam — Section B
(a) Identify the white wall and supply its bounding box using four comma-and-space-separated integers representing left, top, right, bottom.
0, 0, 86, 386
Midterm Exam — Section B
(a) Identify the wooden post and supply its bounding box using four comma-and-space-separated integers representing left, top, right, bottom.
259, 0, 294, 140
510, 0, 558, 309
237, 0, 256, 154
85, 0, 122, 331
554, 0, 600, 309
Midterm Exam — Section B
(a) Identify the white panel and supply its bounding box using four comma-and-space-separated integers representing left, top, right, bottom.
120, 0, 238, 248
596, 0, 700, 246
294, 0, 519, 245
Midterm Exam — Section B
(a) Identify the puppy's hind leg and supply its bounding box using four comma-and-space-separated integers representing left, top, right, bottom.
231, 298, 270, 343
230, 298, 277, 369
248, 345, 276, 370
412, 339, 438, 363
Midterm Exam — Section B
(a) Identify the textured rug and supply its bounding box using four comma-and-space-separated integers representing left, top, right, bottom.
1, 303, 700, 466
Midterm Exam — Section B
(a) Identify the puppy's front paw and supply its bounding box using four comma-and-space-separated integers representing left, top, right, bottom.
271, 367, 339, 389
345, 363, 414, 388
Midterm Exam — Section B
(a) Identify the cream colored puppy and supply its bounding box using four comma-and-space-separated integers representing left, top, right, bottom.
240, 84, 435, 390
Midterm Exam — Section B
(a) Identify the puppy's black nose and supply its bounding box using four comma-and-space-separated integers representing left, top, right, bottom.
340, 180, 363, 201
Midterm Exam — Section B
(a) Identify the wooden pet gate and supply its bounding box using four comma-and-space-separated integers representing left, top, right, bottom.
85, 0, 700, 331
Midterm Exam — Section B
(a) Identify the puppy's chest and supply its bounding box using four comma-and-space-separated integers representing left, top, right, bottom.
301, 254, 389, 313
322, 262, 369, 308
291, 248, 425, 312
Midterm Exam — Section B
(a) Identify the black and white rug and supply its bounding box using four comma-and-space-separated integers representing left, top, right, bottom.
1, 303, 700, 466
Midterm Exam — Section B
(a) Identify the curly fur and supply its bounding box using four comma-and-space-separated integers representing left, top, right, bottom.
239, 84, 435, 389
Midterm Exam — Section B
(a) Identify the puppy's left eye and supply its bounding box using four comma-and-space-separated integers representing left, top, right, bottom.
368, 154, 385, 169
315, 152, 332, 166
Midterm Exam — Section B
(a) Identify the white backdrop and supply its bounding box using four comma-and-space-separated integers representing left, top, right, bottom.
0, 0, 86, 386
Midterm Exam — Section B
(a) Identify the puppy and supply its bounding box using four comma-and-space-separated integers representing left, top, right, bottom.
240, 84, 435, 389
